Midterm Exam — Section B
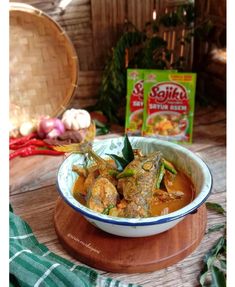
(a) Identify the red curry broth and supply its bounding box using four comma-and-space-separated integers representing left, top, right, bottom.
150, 170, 195, 216
72, 162, 195, 218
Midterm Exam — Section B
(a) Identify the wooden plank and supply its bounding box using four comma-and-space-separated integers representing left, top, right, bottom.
60, 22, 92, 32
69, 97, 98, 109
55, 198, 207, 273
91, 0, 105, 67
67, 0, 90, 6
111, 0, 118, 43
116, 0, 126, 35
173, 25, 184, 65
147, 0, 155, 23
105, 0, 112, 48
11, 0, 57, 11
72, 33, 93, 46
59, 12, 91, 23
77, 70, 102, 85
59, 16, 91, 27
136, 0, 144, 31
127, 0, 134, 27
76, 85, 100, 98
10, 155, 65, 194
61, 2, 91, 14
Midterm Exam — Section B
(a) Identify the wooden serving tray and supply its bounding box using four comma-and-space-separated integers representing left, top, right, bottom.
54, 197, 207, 273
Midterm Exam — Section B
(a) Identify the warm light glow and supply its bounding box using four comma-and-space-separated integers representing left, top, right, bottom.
59, 0, 72, 10
153, 10, 157, 20
211, 48, 227, 64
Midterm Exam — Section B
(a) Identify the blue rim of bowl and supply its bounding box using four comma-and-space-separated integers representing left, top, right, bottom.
56, 137, 213, 226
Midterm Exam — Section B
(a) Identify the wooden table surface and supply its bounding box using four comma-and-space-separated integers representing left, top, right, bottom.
10, 104, 226, 287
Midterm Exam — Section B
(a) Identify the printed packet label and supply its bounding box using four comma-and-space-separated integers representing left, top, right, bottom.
142, 71, 196, 143
125, 69, 178, 136
125, 69, 145, 135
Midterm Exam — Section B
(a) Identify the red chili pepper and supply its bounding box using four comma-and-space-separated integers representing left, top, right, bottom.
10, 139, 51, 150
9, 145, 64, 160
9, 132, 37, 146
21, 149, 64, 157
10, 145, 37, 160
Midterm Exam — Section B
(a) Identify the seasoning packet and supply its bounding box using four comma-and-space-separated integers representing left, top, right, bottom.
125, 69, 177, 136
125, 69, 145, 135
142, 71, 196, 143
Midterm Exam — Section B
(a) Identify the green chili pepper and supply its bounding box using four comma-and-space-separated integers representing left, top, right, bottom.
156, 162, 165, 189
163, 159, 177, 175
108, 169, 120, 177
102, 204, 115, 215
116, 169, 135, 179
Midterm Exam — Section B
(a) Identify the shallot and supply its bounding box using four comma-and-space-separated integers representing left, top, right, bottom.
37, 117, 65, 139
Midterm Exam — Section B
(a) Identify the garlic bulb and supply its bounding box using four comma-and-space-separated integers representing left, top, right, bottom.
19, 121, 36, 136
62, 109, 91, 130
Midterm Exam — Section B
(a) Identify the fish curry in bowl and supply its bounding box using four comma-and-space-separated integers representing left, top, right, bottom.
71, 136, 195, 219
56, 136, 211, 237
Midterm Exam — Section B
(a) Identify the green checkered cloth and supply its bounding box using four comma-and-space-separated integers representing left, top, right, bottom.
10, 208, 142, 287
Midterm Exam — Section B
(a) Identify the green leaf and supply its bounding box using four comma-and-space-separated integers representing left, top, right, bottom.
96, 127, 109, 136
199, 237, 226, 286
10, 204, 14, 213
207, 224, 225, 233
206, 202, 226, 214
199, 268, 209, 286
108, 154, 128, 171
211, 266, 226, 287
122, 134, 134, 163
107, 135, 135, 171
219, 259, 226, 270
206, 237, 226, 261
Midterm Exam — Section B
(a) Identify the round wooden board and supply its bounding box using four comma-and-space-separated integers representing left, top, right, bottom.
54, 197, 207, 273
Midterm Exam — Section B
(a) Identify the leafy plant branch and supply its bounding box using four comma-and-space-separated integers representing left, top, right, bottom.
199, 202, 226, 287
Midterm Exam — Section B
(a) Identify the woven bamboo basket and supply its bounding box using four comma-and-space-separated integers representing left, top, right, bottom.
10, 2, 78, 129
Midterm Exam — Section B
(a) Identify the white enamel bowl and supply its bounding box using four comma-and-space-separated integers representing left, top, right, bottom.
56, 137, 212, 237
